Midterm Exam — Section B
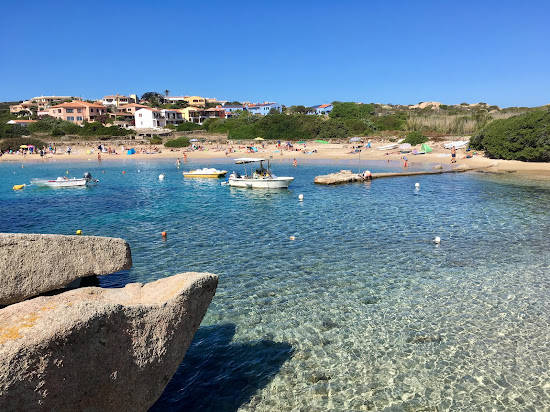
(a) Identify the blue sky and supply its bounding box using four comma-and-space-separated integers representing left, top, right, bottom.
1, 0, 549, 107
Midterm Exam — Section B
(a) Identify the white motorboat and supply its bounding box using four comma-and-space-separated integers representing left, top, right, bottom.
377, 143, 399, 151
31, 172, 98, 188
227, 158, 294, 189
182, 167, 227, 178
444, 140, 469, 149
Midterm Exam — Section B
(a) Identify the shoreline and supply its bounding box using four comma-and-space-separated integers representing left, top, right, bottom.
3, 141, 550, 180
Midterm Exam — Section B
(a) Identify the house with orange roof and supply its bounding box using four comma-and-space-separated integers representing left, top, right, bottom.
48, 101, 108, 124
134, 108, 166, 129
117, 103, 150, 115
308, 104, 333, 115
10, 95, 75, 115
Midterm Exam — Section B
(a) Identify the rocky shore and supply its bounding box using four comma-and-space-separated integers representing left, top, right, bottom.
0, 233, 218, 411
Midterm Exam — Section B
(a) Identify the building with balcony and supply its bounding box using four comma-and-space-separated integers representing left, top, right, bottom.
247, 102, 282, 115
161, 109, 184, 125
134, 108, 166, 129
102, 94, 136, 107
48, 101, 107, 124
10, 95, 75, 114
179, 107, 207, 124
117, 103, 150, 115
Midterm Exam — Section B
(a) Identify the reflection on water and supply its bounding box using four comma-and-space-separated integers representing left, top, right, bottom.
1, 159, 549, 410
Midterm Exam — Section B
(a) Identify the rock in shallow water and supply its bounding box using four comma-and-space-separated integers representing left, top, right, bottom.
0, 233, 132, 305
0, 272, 217, 412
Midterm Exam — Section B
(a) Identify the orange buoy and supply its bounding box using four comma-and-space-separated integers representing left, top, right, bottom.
122, 171, 125, 174
161, 231, 167, 237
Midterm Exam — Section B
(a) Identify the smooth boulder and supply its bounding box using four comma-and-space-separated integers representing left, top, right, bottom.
0, 272, 218, 411
0, 233, 132, 305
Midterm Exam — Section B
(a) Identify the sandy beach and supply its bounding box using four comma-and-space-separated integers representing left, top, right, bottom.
3, 139, 550, 179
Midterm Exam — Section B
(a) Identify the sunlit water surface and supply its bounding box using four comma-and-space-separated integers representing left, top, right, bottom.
1, 157, 549, 411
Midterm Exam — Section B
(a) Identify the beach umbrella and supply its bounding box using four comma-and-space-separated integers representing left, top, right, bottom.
20, 145, 28, 148
314, 140, 329, 144
296, 141, 306, 144
27, 145, 35, 148
190, 138, 199, 142
254, 137, 265, 141
398, 143, 412, 150
349, 137, 362, 142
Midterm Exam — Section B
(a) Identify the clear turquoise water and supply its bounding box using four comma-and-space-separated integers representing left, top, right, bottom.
1, 157, 549, 411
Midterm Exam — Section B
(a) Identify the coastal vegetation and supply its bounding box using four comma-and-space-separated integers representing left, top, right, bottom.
470, 108, 550, 162
402, 131, 428, 145
26, 117, 133, 138
164, 137, 191, 148
0, 136, 46, 152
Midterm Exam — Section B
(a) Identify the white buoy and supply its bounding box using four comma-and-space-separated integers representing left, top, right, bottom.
290, 236, 296, 240
138, 169, 141, 173
298, 194, 304, 201
434, 236, 441, 244
159, 174, 165, 180
415, 182, 420, 188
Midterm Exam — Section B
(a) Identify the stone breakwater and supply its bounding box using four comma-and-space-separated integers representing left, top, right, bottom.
0, 233, 218, 412
313, 165, 477, 185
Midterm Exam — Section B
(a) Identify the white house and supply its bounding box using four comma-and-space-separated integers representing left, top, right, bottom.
134, 108, 166, 129
308, 104, 333, 115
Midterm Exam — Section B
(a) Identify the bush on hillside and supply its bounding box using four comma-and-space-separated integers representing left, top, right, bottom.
0, 124, 29, 139
470, 109, 550, 162
0, 137, 46, 152
403, 131, 428, 145
164, 137, 190, 148
176, 122, 203, 131
149, 137, 162, 145
51, 129, 66, 137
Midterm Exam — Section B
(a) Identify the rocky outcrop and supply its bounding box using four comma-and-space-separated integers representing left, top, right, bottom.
0, 233, 132, 305
0, 272, 218, 411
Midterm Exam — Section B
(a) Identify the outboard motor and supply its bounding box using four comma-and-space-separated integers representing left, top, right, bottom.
83, 172, 98, 183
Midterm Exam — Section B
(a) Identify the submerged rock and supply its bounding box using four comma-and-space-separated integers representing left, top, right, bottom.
407, 333, 443, 344
0, 272, 218, 411
0, 233, 132, 305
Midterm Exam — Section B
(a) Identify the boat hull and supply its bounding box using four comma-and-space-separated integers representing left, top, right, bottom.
31, 178, 88, 187
183, 172, 227, 178
228, 177, 294, 189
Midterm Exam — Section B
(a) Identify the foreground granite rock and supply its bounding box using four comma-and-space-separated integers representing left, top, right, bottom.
0, 272, 218, 411
0, 233, 132, 305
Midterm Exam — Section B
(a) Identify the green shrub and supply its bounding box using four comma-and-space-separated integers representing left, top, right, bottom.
164, 124, 176, 130
0, 124, 29, 139
164, 137, 190, 148
0, 137, 46, 152
403, 131, 428, 145
176, 122, 203, 131
470, 109, 550, 162
149, 137, 162, 144
51, 129, 66, 137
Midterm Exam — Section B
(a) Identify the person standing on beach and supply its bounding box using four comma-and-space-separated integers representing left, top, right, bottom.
402, 156, 408, 167
183, 153, 187, 162
451, 146, 456, 163
97, 152, 101, 162
67, 146, 71, 155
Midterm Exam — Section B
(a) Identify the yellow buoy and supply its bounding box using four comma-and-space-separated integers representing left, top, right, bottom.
76, 230, 82, 235
13, 184, 25, 190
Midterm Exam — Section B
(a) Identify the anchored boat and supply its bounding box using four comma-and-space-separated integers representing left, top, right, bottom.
30, 172, 98, 188
227, 158, 294, 189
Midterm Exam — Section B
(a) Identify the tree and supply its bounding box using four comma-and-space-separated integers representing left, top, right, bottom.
141, 91, 163, 101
